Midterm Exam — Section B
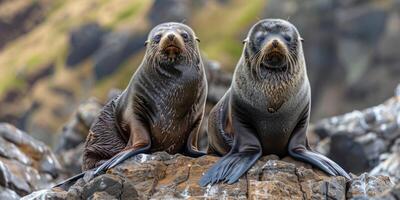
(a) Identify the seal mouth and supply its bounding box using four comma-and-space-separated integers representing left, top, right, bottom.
163, 44, 182, 53
159, 41, 184, 63
262, 51, 286, 70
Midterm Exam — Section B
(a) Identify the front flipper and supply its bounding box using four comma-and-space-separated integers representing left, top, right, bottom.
199, 103, 262, 186
84, 144, 151, 181
199, 150, 261, 186
288, 104, 351, 180
53, 172, 84, 190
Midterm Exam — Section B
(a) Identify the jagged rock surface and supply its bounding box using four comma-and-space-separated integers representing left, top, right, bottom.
312, 88, 400, 177
0, 123, 62, 199
23, 152, 393, 200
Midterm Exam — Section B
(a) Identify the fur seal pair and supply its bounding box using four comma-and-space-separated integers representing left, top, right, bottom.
55, 22, 207, 189
199, 19, 350, 186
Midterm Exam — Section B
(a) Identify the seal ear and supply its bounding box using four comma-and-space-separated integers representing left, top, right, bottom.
195, 37, 200, 43
242, 38, 249, 44
299, 37, 304, 43
144, 40, 149, 46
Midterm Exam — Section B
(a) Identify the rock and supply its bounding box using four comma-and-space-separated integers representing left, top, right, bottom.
262, 0, 400, 121
203, 58, 232, 105
370, 138, 400, 185
395, 85, 400, 97
20, 188, 67, 200
148, 0, 192, 25
25, 63, 55, 88
80, 174, 138, 199
66, 22, 106, 66
0, 0, 46, 49
376, 13, 400, 64
57, 144, 84, 177
0, 123, 62, 197
326, 132, 386, 174
93, 32, 147, 80
55, 98, 102, 153
55, 90, 122, 154
0, 186, 20, 200
312, 88, 400, 174
372, 183, 400, 200
31, 152, 392, 199
55, 93, 122, 176
337, 5, 387, 43
347, 173, 394, 199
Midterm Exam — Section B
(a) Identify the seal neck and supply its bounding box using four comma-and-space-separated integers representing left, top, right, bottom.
232, 53, 306, 110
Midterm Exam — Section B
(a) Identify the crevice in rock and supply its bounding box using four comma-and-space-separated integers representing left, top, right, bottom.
181, 161, 192, 198
295, 169, 306, 200
148, 162, 165, 198
325, 181, 329, 200
345, 179, 350, 199
119, 176, 124, 200
177, 160, 191, 185
245, 174, 249, 199
258, 166, 263, 181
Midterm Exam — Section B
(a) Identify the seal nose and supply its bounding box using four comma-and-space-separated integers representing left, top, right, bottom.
272, 39, 279, 48
167, 34, 175, 41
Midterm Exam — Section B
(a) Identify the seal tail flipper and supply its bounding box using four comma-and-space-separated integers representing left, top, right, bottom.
52, 172, 84, 190
53, 146, 151, 190
183, 147, 206, 158
182, 108, 207, 158
289, 146, 351, 180
199, 151, 262, 186
183, 127, 206, 158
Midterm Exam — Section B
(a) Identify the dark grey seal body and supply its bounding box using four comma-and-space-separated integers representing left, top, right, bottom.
200, 19, 350, 186
55, 22, 207, 189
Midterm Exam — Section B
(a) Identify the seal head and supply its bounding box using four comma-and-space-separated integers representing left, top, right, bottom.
244, 19, 303, 79
146, 23, 201, 67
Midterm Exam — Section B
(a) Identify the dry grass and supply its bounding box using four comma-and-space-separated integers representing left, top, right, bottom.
191, 0, 266, 70
0, 0, 152, 98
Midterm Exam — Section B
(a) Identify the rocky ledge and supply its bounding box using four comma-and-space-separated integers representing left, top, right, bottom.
24, 152, 393, 200
11, 85, 400, 199
0, 123, 62, 199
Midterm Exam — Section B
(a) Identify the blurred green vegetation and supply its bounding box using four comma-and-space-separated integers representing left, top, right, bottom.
0, 0, 267, 101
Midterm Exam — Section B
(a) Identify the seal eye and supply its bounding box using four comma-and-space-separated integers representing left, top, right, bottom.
283, 35, 291, 42
256, 35, 265, 43
153, 34, 162, 43
181, 32, 189, 41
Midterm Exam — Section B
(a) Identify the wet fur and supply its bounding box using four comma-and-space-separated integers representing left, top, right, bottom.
82, 97, 126, 170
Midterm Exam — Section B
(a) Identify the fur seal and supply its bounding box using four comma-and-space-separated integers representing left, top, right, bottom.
199, 19, 350, 186
55, 22, 207, 189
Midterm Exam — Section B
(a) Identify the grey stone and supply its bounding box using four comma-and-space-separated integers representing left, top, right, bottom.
66, 23, 106, 66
